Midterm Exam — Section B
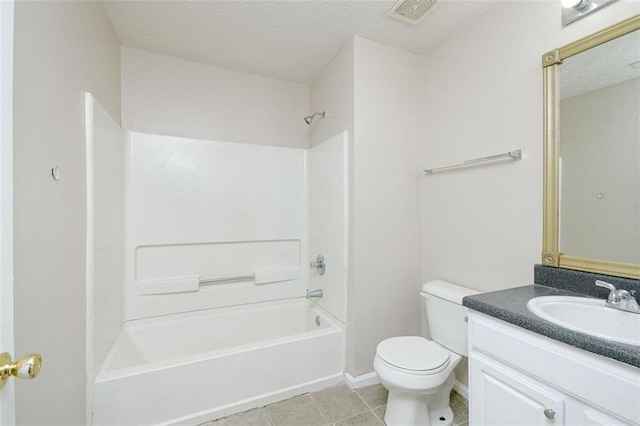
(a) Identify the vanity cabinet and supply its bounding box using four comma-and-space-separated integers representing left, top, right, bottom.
468, 312, 640, 426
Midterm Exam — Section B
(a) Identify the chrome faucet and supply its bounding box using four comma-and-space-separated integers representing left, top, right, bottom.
306, 289, 323, 299
595, 280, 640, 314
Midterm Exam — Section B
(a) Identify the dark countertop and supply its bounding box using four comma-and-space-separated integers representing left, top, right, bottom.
462, 284, 640, 368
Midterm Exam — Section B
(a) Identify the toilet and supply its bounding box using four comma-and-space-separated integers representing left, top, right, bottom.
373, 280, 478, 426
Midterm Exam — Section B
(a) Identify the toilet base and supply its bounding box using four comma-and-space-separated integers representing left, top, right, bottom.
429, 406, 455, 426
383, 373, 456, 426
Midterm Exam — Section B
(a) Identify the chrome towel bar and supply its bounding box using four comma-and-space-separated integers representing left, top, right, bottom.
423, 149, 522, 175
200, 267, 302, 286
136, 268, 302, 295
199, 274, 254, 285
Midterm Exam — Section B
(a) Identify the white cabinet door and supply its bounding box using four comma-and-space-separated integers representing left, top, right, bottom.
568, 404, 636, 426
470, 352, 565, 426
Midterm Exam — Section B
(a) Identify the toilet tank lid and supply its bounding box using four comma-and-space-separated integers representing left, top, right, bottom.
421, 280, 479, 304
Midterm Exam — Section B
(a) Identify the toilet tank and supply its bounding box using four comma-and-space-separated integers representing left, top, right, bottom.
421, 280, 478, 356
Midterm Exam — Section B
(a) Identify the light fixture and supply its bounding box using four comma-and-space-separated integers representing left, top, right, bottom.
562, 0, 618, 26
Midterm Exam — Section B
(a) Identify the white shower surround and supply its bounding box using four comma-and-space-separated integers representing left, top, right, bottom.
88, 124, 349, 423
124, 132, 310, 320
93, 299, 344, 425
119, 131, 348, 322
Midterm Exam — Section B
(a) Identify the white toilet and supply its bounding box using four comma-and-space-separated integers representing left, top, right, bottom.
374, 280, 477, 426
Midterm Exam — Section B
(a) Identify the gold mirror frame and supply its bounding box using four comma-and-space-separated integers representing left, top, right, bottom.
542, 13, 640, 280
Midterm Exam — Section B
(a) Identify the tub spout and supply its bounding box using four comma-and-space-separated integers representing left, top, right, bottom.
306, 289, 323, 299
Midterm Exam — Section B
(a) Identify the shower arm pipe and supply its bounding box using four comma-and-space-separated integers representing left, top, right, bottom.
423, 149, 522, 175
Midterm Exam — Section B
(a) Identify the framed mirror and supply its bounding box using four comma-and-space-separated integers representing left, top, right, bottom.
542, 14, 640, 279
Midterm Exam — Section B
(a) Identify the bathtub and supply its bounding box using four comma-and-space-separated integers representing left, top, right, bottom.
92, 299, 344, 425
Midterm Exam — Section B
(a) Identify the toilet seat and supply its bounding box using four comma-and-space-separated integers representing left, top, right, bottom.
376, 336, 450, 375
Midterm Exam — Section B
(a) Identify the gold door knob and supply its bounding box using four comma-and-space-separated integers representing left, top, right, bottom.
0, 352, 42, 388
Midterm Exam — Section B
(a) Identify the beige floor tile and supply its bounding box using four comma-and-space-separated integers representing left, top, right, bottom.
334, 410, 384, 426
266, 394, 325, 426
451, 391, 469, 426
355, 385, 388, 409
371, 405, 386, 424
200, 386, 471, 426
311, 384, 369, 423
205, 407, 272, 426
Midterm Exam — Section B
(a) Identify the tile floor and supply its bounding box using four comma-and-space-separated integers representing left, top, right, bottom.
200, 383, 469, 426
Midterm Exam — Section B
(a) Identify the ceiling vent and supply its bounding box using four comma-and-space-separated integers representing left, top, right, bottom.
387, 0, 438, 24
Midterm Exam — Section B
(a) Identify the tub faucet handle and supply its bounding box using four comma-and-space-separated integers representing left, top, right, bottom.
309, 255, 326, 276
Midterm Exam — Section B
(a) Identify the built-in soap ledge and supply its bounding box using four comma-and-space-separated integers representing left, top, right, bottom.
136, 267, 302, 295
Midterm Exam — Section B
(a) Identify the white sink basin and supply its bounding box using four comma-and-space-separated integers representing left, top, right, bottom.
527, 296, 640, 346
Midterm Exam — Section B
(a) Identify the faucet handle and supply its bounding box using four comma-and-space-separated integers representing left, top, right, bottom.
595, 280, 617, 292
309, 255, 326, 276
595, 281, 640, 314
596, 281, 619, 304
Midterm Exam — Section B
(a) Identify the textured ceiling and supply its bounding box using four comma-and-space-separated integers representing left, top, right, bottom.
102, 0, 503, 83
559, 29, 640, 99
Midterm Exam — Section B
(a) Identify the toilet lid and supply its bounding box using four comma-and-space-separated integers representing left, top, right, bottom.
377, 336, 450, 372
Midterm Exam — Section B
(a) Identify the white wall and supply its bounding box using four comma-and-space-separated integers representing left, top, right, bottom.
351, 37, 424, 376
124, 132, 308, 320
560, 78, 640, 264
13, 1, 121, 424
121, 47, 309, 148
420, 0, 640, 294
309, 41, 355, 149
309, 36, 423, 377
86, 94, 124, 375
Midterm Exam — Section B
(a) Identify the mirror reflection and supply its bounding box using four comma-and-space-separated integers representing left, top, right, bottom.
558, 29, 640, 265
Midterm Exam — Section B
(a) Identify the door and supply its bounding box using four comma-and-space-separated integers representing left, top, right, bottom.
0, 0, 15, 422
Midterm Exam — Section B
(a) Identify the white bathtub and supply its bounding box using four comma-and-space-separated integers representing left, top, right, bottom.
93, 299, 344, 425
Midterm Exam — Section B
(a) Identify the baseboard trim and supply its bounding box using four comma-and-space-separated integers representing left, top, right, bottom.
344, 372, 380, 389
453, 380, 468, 400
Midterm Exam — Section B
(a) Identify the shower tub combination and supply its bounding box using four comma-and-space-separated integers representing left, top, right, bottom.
93, 299, 344, 425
